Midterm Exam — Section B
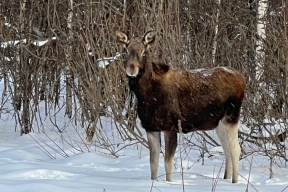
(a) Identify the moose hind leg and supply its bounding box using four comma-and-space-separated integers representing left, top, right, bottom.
229, 122, 241, 183
216, 119, 240, 183
147, 131, 161, 180
164, 131, 178, 182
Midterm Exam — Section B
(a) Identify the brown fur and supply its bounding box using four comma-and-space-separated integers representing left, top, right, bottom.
116, 30, 246, 183
132, 66, 245, 134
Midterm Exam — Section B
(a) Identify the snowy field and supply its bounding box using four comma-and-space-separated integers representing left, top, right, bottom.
1, 81, 288, 192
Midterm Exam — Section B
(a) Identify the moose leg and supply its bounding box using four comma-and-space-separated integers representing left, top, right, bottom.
216, 120, 240, 183
216, 121, 232, 180
147, 131, 161, 180
164, 131, 178, 182
228, 122, 240, 183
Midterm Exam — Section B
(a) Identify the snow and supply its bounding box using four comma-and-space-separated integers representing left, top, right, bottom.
1, 127, 288, 192
96, 52, 121, 68
219, 66, 236, 74
1, 39, 27, 48
32, 37, 57, 47
190, 68, 213, 77
190, 67, 235, 77
1, 37, 57, 49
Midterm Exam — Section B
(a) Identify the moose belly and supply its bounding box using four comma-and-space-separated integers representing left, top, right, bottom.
137, 110, 221, 133
138, 114, 220, 133
138, 113, 176, 132
136, 99, 224, 133
180, 119, 220, 133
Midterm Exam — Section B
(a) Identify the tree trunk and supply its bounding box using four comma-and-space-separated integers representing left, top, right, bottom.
65, 0, 74, 118
14, 0, 27, 112
255, 0, 268, 81
212, 0, 221, 65
19, 0, 31, 135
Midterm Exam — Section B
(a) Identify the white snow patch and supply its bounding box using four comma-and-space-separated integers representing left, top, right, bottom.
190, 68, 213, 77
1, 37, 57, 48
1, 169, 76, 180
96, 52, 121, 68
219, 66, 236, 74
32, 37, 57, 47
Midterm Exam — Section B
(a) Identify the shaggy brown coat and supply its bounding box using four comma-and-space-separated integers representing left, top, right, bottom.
116, 30, 245, 183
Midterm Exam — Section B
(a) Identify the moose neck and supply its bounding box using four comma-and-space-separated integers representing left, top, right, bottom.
141, 55, 154, 79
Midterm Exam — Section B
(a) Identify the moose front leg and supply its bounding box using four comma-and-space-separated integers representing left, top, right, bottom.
147, 131, 161, 180
164, 131, 178, 182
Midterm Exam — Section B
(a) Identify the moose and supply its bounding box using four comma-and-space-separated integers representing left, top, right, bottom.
115, 30, 246, 183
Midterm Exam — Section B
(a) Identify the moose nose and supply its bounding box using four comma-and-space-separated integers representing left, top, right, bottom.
128, 63, 135, 70
126, 61, 139, 77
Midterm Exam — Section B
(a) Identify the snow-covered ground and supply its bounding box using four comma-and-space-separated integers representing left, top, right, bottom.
1, 120, 288, 192
1, 81, 288, 192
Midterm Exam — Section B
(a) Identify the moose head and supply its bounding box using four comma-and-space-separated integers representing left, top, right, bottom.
116, 31, 156, 77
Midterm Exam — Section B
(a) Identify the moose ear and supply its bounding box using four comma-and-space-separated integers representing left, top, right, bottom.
152, 62, 170, 75
115, 31, 130, 46
143, 31, 156, 46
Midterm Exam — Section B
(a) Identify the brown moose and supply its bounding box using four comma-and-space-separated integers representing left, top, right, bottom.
116, 30, 246, 183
